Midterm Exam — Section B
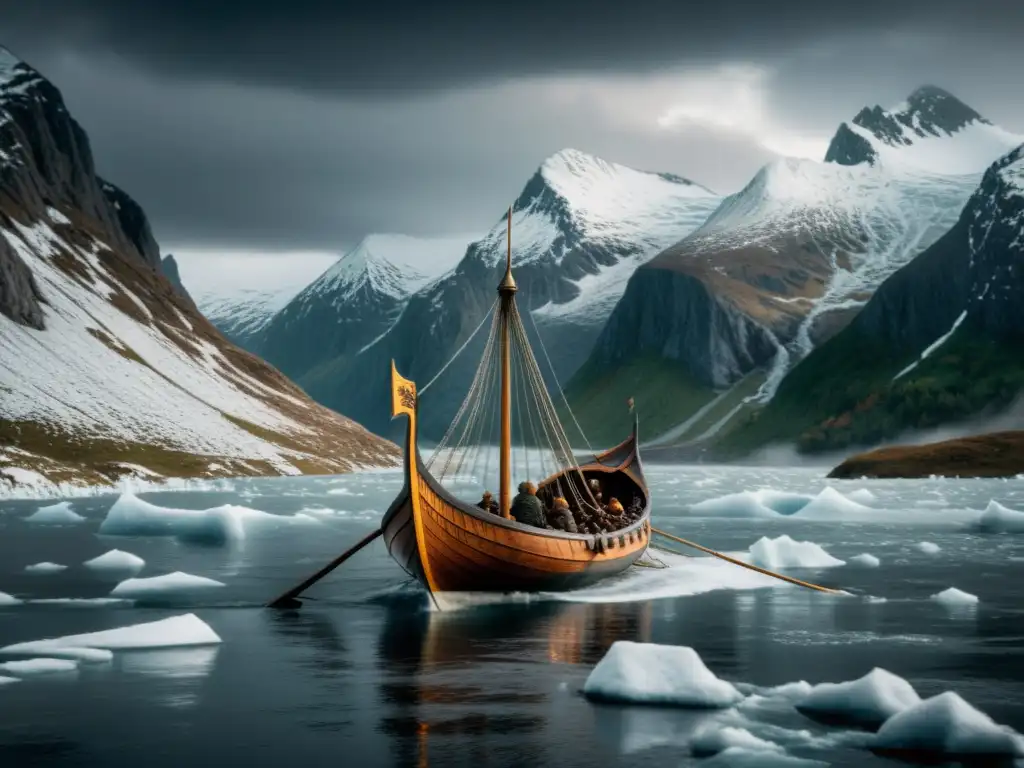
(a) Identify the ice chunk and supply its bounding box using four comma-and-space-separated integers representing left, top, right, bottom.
872, 691, 1024, 757
931, 587, 979, 606
24, 561, 68, 574
971, 500, 1024, 533
82, 549, 146, 575
24, 501, 85, 524
0, 591, 22, 606
0, 658, 79, 675
583, 641, 744, 708
0, 675, 19, 685
110, 571, 225, 600
846, 488, 877, 505
796, 486, 874, 520
99, 492, 319, 544
796, 668, 921, 728
29, 598, 131, 607
701, 747, 828, 767
0, 613, 221, 653
916, 541, 941, 554
849, 553, 880, 568
691, 724, 785, 757
0, 645, 112, 663
690, 490, 813, 518
747, 535, 845, 569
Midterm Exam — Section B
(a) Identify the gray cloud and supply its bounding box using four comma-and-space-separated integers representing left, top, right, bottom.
2, 3, 1021, 255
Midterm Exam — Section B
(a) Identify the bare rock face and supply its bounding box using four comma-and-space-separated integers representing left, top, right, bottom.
0, 233, 44, 329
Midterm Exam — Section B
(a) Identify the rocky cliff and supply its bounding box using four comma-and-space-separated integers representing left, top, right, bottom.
0, 46, 399, 493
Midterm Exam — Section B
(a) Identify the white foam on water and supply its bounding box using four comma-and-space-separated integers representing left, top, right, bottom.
24, 501, 85, 524
746, 536, 845, 569
796, 668, 921, 728
872, 691, 1024, 757
583, 641, 744, 707
110, 572, 226, 600
24, 561, 67, 574
0, 657, 79, 675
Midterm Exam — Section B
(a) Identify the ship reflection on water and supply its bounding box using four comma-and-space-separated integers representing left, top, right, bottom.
375, 597, 657, 767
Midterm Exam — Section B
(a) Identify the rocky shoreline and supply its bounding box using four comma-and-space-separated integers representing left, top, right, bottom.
828, 431, 1024, 479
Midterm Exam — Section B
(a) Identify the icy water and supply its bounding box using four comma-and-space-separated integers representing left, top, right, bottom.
1, 465, 1024, 768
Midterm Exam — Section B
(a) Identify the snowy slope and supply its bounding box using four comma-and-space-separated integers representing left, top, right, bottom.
0, 47, 398, 492
326, 148, 721, 439
586, 87, 1023, 415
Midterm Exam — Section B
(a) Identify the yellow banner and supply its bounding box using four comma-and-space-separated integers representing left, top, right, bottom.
390, 360, 417, 419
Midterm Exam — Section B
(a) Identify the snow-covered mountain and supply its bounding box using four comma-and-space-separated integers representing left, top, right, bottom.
743, 142, 1024, 454
324, 148, 722, 439
583, 86, 1023, 438
254, 233, 475, 398
0, 47, 398, 493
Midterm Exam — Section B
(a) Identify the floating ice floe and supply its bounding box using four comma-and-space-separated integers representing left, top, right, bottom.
849, 553, 881, 568
845, 488, 877, 505
24, 562, 68, 575
690, 723, 785, 757
82, 549, 146, 576
583, 641, 744, 708
0, 591, 22, 606
872, 691, 1024, 757
109, 571, 225, 600
795, 668, 921, 728
0, 613, 222, 656
0, 658, 79, 675
688, 486, 876, 522
970, 500, 1024, 533
0, 645, 112, 662
24, 501, 86, 525
747, 535, 845, 570
916, 541, 941, 555
0, 675, 19, 685
29, 598, 132, 608
99, 492, 320, 544
931, 587, 979, 606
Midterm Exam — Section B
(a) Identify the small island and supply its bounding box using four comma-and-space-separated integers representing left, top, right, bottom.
828, 430, 1024, 479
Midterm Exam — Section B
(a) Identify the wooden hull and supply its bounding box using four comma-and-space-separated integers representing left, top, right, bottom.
381, 416, 652, 594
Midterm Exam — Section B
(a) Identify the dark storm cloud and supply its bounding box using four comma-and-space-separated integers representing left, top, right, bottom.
2, 2, 1021, 256
3, 0, 1021, 96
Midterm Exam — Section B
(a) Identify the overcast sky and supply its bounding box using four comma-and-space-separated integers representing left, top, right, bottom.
3, 1, 1021, 273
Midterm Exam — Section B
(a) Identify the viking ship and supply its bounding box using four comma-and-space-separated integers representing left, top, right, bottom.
379, 209, 651, 596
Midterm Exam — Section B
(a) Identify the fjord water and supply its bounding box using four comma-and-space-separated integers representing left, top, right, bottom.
1, 465, 1023, 768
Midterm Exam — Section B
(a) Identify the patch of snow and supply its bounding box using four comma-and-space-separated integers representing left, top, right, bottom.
24, 561, 67, 574
109, 571, 226, 600
0, 613, 221, 652
83, 549, 146, 575
583, 641, 744, 707
893, 310, 968, 380
931, 587, 979, 606
1, 467, 54, 496
872, 691, 1024, 757
796, 668, 921, 728
916, 541, 941, 555
849, 553, 881, 568
24, 501, 86, 524
746, 535, 845, 569
0, 658, 79, 675
970, 500, 1024, 533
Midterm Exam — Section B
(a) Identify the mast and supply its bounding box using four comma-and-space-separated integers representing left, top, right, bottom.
497, 206, 517, 518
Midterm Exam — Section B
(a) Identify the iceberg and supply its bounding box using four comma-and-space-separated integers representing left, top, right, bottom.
24, 561, 68, 574
24, 501, 85, 524
0, 613, 222, 653
747, 535, 845, 569
583, 641, 744, 708
109, 571, 225, 600
796, 668, 921, 728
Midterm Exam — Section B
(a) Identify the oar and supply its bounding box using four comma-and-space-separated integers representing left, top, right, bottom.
266, 527, 383, 609
650, 526, 844, 595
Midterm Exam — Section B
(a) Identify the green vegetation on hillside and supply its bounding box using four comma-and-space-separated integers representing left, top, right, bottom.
561, 354, 715, 448
720, 326, 1024, 456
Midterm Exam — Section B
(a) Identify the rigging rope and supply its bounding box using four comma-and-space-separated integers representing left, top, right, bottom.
524, 303, 595, 455
419, 298, 499, 397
